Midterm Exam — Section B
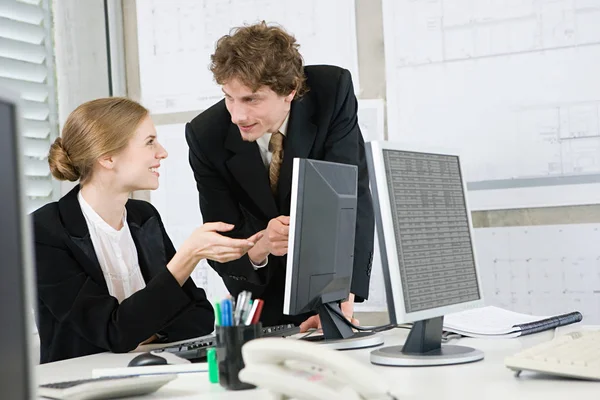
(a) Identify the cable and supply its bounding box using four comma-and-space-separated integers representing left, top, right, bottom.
323, 303, 412, 333
441, 332, 462, 343
299, 329, 321, 339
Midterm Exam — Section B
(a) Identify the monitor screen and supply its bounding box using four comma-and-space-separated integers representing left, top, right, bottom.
382, 149, 480, 313
0, 94, 37, 398
367, 141, 485, 366
367, 141, 484, 325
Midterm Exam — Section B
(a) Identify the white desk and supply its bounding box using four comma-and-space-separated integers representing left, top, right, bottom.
37, 327, 598, 399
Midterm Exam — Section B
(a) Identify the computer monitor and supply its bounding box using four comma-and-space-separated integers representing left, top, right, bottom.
365, 141, 484, 366
0, 90, 38, 398
283, 158, 383, 350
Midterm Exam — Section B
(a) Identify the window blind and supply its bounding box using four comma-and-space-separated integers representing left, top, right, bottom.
0, 0, 58, 212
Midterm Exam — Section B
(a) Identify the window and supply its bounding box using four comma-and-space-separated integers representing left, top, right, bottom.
0, 0, 58, 212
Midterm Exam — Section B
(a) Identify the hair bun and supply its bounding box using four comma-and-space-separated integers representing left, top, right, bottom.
48, 137, 80, 182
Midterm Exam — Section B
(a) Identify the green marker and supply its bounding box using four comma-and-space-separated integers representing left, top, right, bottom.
207, 348, 219, 384
214, 302, 222, 326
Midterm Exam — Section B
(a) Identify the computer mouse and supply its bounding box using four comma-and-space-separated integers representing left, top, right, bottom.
127, 352, 168, 367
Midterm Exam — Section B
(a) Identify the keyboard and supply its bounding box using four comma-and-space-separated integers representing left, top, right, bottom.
261, 323, 301, 338
38, 374, 176, 400
154, 323, 301, 362
505, 330, 600, 381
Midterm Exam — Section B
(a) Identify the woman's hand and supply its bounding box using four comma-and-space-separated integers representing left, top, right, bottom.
182, 222, 262, 263
168, 223, 263, 285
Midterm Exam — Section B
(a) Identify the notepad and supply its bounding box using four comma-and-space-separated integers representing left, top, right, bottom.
443, 306, 583, 338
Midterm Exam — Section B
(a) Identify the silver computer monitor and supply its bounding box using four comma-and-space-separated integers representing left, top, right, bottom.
366, 140, 484, 366
283, 158, 383, 350
0, 90, 38, 398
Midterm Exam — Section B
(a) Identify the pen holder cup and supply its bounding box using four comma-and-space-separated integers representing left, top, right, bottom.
216, 323, 263, 390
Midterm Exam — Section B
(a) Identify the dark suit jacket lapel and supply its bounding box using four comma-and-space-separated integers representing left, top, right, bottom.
59, 186, 167, 285
58, 185, 106, 287
278, 97, 317, 210
225, 123, 278, 219
127, 206, 166, 281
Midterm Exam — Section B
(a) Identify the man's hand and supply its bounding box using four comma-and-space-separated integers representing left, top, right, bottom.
248, 215, 290, 264
299, 293, 359, 333
138, 334, 158, 346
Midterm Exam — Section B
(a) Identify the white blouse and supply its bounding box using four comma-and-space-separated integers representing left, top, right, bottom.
78, 192, 146, 303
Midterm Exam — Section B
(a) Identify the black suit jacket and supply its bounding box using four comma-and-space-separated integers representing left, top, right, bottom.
185, 65, 374, 326
33, 186, 214, 363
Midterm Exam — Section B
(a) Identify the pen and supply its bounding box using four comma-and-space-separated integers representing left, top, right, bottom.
221, 298, 233, 327
214, 302, 222, 326
245, 300, 259, 325
250, 299, 264, 325
238, 292, 252, 325
234, 291, 249, 325
241, 299, 253, 325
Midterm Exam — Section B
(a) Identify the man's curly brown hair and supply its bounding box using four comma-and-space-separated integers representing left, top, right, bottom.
210, 22, 308, 98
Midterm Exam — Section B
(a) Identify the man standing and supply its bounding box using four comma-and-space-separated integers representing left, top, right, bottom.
186, 22, 374, 329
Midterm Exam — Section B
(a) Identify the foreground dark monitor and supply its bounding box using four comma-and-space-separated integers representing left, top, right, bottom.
0, 91, 37, 397
366, 141, 484, 366
283, 158, 382, 350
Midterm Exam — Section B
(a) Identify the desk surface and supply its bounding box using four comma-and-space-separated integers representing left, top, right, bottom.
36, 326, 598, 399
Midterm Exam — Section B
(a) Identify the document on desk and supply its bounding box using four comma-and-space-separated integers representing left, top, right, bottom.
93, 363, 208, 378
443, 306, 583, 338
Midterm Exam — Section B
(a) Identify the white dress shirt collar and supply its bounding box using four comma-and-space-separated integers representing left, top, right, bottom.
77, 192, 146, 303
256, 112, 290, 156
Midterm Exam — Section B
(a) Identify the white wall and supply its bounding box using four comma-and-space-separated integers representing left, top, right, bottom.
52, 0, 111, 195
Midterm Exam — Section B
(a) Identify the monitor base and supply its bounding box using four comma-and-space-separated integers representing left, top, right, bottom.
370, 344, 484, 366
304, 331, 384, 350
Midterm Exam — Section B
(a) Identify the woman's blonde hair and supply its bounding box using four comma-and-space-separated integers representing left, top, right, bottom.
48, 97, 149, 184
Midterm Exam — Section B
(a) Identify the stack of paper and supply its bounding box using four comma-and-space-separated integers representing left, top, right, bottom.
443, 306, 582, 338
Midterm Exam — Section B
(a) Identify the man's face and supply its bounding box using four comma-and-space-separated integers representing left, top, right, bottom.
223, 78, 295, 142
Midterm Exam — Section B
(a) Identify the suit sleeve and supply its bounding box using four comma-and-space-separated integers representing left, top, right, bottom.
152, 206, 215, 342
322, 69, 375, 302
185, 124, 272, 298
34, 213, 213, 353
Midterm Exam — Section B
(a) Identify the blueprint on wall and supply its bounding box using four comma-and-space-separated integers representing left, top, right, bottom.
475, 224, 600, 324
136, 0, 359, 114
382, 0, 600, 207
357, 223, 600, 325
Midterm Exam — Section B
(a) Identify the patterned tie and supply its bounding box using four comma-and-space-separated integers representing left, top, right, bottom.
268, 131, 285, 195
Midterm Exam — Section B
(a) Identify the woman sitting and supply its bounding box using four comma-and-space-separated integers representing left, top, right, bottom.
33, 97, 260, 363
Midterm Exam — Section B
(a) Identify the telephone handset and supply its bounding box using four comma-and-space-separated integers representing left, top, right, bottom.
239, 338, 400, 400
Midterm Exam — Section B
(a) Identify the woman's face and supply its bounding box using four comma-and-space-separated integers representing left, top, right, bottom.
110, 116, 168, 192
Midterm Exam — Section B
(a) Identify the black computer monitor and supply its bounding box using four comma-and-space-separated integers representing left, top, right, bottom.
366, 141, 484, 366
283, 158, 383, 350
0, 90, 38, 398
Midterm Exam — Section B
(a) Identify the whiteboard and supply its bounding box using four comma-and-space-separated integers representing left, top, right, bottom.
136, 0, 359, 114
382, 0, 600, 207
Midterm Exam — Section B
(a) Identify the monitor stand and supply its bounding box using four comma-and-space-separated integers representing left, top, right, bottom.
370, 316, 483, 366
302, 302, 384, 350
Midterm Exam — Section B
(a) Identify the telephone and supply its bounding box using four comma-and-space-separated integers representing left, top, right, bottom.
239, 338, 400, 400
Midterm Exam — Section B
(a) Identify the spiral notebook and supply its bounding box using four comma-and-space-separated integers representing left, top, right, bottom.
443, 306, 583, 338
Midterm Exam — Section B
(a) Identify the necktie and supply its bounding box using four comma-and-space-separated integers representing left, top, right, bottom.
268, 131, 285, 194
